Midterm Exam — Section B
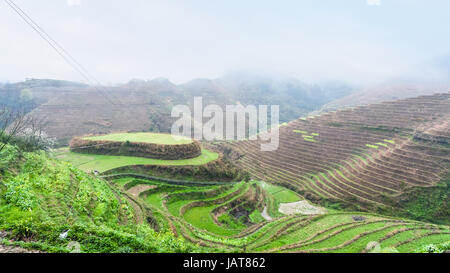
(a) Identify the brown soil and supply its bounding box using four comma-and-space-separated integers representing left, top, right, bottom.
127, 184, 157, 198
0, 244, 42, 253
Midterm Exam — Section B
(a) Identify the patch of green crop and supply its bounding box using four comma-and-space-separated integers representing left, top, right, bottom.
146, 193, 164, 208
259, 181, 301, 204
184, 206, 243, 236
360, 126, 396, 133
112, 177, 134, 188
415, 241, 450, 253
365, 144, 379, 149
383, 175, 450, 225
376, 142, 388, 147
167, 199, 192, 216
218, 214, 247, 230
398, 234, 450, 253
327, 122, 343, 127
294, 221, 389, 251
256, 214, 358, 251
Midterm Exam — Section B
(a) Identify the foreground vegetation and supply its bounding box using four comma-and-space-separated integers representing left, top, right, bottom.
0, 144, 194, 253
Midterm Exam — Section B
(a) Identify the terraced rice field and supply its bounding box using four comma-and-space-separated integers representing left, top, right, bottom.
107, 176, 450, 253
228, 93, 450, 210
45, 94, 449, 253
54, 148, 219, 172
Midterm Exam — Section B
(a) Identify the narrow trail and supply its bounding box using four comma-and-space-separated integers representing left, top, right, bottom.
104, 180, 128, 225
124, 184, 159, 225
124, 194, 145, 224
261, 207, 273, 221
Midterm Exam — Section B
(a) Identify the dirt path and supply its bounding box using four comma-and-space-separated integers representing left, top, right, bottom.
127, 184, 157, 198
124, 184, 157, 225
261, 206, 273, 221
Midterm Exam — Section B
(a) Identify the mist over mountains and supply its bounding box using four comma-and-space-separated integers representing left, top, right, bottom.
0, 73, 355, 143
1, 72, 449, 145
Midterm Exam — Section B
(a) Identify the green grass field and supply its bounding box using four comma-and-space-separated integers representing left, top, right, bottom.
54, 148, 219, 172
184, 206, 245, 236
259, 181, 301, 204
84, 132, 193, 145
258, 181, 302, 218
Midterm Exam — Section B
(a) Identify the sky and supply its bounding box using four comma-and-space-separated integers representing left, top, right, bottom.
1, 0, 450, 85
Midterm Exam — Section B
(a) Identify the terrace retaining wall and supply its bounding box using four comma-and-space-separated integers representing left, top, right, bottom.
69, 137, 202, 160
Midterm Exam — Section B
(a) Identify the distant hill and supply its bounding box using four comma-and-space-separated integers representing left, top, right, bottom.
0, 79, 88, 128
0, 75, 354, 144
321, 82, 450, 112
0, 78, 87, 110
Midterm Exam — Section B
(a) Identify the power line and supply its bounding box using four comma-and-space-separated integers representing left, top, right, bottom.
7, 0, 102, 86
4, 0, 117, 105
4, 0, 90, 82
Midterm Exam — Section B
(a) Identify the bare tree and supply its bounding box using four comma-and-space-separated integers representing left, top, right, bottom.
16, 116, 54, 151
0, 107, 39, 153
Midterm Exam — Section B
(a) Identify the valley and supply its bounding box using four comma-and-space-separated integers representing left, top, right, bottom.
2, 90, 448, 253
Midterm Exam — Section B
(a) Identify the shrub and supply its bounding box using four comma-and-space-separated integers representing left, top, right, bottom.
417, 242, 450, 253
69, 137, 202, 160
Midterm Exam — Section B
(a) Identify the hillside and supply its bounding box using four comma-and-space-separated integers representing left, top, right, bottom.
100, 176, 450, 253
3, 78, 448, 147
227, 92, 450, 224
0, 144, 193, 253
1, 76, 354, 144
2, 83, 450, 253
321, 82, 450, 112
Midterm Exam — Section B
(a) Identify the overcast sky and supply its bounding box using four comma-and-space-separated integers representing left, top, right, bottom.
1, 0, 449, 85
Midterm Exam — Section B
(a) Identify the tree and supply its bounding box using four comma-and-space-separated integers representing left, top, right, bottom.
0, 106, 52, 152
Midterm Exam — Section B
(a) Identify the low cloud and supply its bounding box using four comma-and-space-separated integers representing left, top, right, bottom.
1, 1, 449, 86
